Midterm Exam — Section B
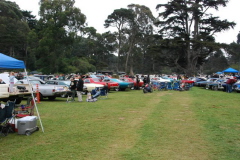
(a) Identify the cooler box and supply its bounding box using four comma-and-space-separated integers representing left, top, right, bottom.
17, 116, 39, 135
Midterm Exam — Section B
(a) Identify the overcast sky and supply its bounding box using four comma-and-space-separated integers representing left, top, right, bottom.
9, 0, 240, 44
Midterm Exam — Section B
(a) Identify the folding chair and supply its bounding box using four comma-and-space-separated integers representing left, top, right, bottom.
183, 83, 191, 91
99, 88, 108, 99
0, 101, 15, 136
15, 97, 35, 118
88, 88, 100, 102
167, 82, 173, 90
172, 81, 180, 90
158, 82, 168, 91
151, 82, 159, 91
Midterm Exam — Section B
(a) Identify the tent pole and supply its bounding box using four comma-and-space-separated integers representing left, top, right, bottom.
24, 69, 44, 133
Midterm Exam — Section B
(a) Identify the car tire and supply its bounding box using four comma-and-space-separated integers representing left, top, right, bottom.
212, 86, 218, 91
39, 93, 44, 101
205, 85, 209, 89
61, 93, 67, 98
48, 96, 56, 100
15, 97, 22, 104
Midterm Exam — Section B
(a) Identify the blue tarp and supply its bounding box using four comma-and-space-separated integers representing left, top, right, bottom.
222, 67, 239, 73
0, 53, 25, 69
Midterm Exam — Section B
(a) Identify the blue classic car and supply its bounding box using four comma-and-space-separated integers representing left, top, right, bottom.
205, 79, 227, 90
195, 78, 218, 87
233, 80, 240, 92
102, 78, 134, 91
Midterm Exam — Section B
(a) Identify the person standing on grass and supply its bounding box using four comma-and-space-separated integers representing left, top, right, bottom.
146, 74, 150, 84
136, 75, 140, 90
69, 77, 77, 101
9, 72, 15, 93
76, 75, 84, 102
143, 76, 147, 85
226, 76, 236, 93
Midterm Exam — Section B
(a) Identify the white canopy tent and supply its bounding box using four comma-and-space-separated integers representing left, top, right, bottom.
0, 53, 44, 132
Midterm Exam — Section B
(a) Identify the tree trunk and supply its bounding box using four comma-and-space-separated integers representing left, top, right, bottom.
125, 41, 134, 74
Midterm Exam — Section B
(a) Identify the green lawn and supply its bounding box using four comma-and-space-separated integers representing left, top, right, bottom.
1, 87, 240, 160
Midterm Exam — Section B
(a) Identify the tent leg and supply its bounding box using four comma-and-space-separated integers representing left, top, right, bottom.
24, 69, 44, 133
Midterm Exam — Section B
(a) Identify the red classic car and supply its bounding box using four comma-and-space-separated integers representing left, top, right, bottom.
181, 79, 195, 84
119, 77, 144, 89
84, 78, 119, 91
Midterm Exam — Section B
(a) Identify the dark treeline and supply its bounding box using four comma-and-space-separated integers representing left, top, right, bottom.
0, 0, 239, 76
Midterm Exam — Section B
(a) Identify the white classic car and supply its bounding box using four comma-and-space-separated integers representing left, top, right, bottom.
15, 79, 70, 100
0, 73, 32, 104
150, 77, 171, 83
45, 80, 104, 95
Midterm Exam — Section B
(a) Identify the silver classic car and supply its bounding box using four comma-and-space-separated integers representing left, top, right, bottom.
15, 79, 70, 100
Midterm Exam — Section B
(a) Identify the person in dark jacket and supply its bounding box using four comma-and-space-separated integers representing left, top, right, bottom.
146, 75, 150, 84
69, 77, 77, 101
143, 76, 147, 85
76, 75, 84, 102
136, 75, 140, 90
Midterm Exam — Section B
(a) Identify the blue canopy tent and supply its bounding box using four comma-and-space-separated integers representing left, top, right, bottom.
0, 53, 25, 69
216, 71, 223, 74
0, 53, 44, 132
222, 67, 239, 73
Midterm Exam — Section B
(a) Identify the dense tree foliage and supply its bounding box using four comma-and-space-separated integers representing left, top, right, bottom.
202, 50, 229, 75
36, 0, 87, 73
226, 42, 240, 70
0, 0, 30, 59
237, 31, 240, 44
0, 0, 237, 75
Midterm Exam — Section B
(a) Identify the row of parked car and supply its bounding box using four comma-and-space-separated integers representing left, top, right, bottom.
14, 74, 148, 101
192, 76, 240, 92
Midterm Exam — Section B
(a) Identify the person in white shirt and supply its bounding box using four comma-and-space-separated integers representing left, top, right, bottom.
9, 72, 15, 93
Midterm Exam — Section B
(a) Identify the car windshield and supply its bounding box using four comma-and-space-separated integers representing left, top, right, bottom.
207, 78, 214, 82
30, 80, 43, 84
103, 79, 114, 83
59, 81, 70, 85
89, 75, 97, 78
161, 77, 168, 79
114, 79, 124, 82
92, 78, 101, 82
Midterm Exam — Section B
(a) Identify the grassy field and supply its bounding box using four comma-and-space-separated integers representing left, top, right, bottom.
1, 87, 240, 160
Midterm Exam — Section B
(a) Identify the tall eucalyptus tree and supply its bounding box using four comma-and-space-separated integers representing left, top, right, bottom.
154, 0, 236, 76
126, 4, 155, 75
104, 8, 134, 72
